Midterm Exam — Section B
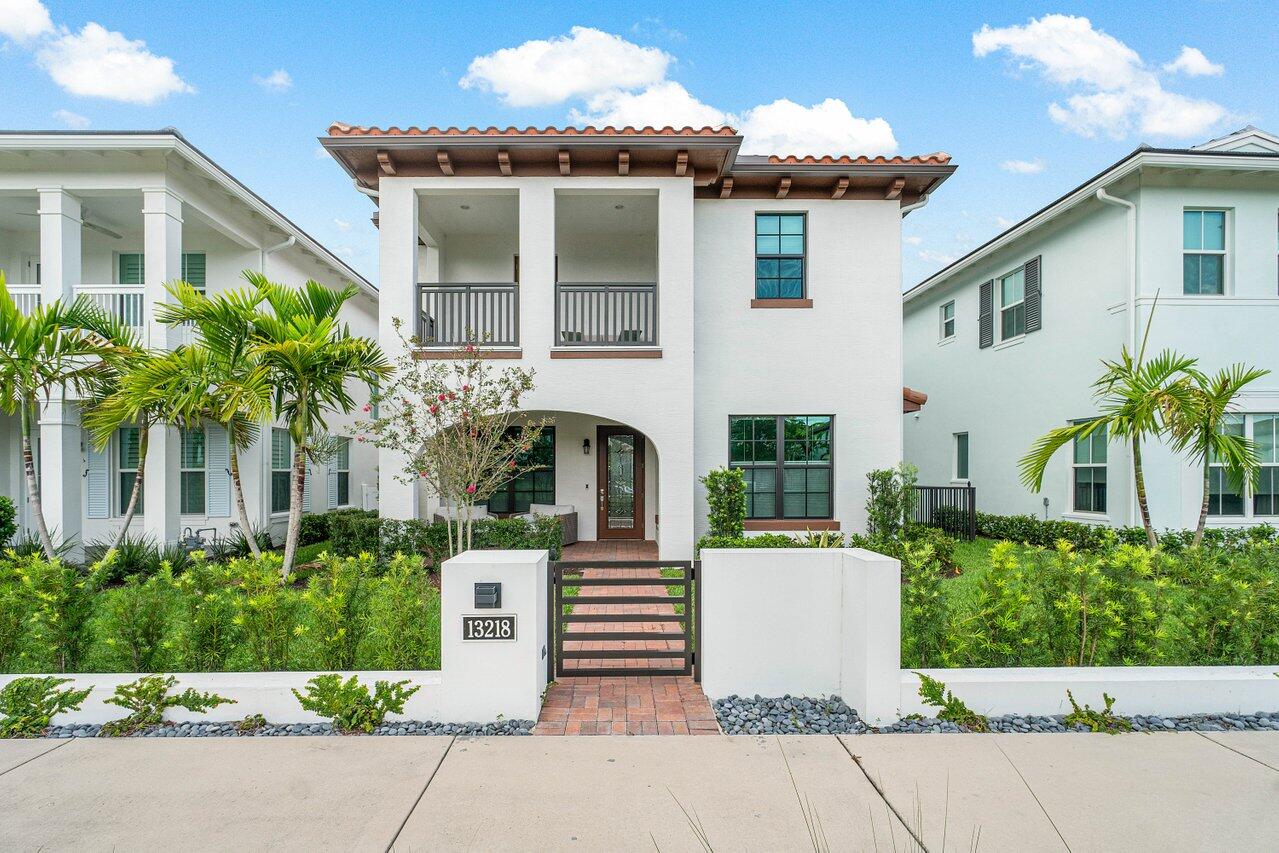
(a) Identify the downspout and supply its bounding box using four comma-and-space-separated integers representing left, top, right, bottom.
899, 193, 929, 217
353, 180, 380, 199
1095, 187, 1139, 529
259, 235, 296, 273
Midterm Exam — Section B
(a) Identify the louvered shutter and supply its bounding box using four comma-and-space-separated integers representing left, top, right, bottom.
85, 432, 109, 519
181, 253, 207, 290
118, 253, 144, 285
327, 467, 338, 509
1024, 256, 1042, 333
978, 280, 994, 349
205, 426, 231, 517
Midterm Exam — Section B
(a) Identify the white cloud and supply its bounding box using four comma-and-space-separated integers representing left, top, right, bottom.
1163, 46, 1223, 77
254, 69, 293, 92
460, 26, 671, 107
571, 80, 727, 129
904, 235, 923, 246
973, 14, 1226, 139
52, 108, 89, 129
737, 98, 897, 157
0, 0, 52, 43
334, 218, 350, 232
995, 216, 1016, 229
919, 249, 958, 265
1000, 158, 1045, 174
36, 23, 193, 104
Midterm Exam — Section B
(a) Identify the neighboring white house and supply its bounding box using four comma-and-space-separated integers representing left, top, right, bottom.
321, 124, 955, 557
903, 126, 1279, 531
0, 129, 379, 555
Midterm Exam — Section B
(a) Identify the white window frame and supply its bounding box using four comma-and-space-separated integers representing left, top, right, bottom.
953, 432, 970, 482
115, 427, 142, 517
1069, 421, 1108, 517
998, 266, 1026, 341
1182, 208, 1228, 296
335, 437, 351, 508
179, 427, 206, 516
271, 428, 292, 516
1211, 413, 1279, 520
939, 300, 956, 341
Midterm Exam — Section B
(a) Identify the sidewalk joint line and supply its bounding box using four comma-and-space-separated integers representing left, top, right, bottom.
0, 737, 73, 779
835, 736, 931, 853
1193, 730, 1279, 773
385, 735, 456, 852
991, 739, 1073, 853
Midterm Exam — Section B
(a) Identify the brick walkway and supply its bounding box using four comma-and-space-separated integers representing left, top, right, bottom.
535, 540, 719, 736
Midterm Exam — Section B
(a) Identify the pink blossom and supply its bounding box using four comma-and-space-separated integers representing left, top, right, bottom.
462, 384, 471, 392
356, 435, 366, 443
362, 404, 371, 413
464, 344, 476, 353
466, 484, 477, 494
419, 470, 428, 478
428, 404, 438, 414
437, 393, 446, 401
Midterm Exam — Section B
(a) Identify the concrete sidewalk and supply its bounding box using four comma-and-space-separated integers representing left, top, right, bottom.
1, 732, 1276, 851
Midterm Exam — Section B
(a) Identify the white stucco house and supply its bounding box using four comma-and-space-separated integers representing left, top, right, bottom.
321, 123, 955, 557
0, 129, 379, 554
903, 126, 1279, 531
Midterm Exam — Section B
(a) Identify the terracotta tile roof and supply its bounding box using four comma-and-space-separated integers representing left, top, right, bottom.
327, 123, 738, 138
768, 153, 952, 165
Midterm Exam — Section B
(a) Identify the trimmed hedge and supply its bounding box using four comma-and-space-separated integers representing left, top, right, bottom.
323, 511, 562, 570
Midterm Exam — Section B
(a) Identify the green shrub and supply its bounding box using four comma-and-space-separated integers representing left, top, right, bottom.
0, 496, 15, 548
303, 553, 375, 670
0, 559, 25, 672
209, 524, 275, 560
1063, 690, 1131, 734
695, 532, 828, 553
229, 554, 302, 671
292, 673, 419, 733
172, 553, 240, 672
101, 674, 234, 736
299, 513, 330, 546
701, 467, 746, 539
866, 463, 918, 541
365, 554, 439, 670
915, 672, 987, 732
944, 541, 1037, 667
0, 676, 91, 738
328, 511, 381, 557
98, 566, 176, 672
329, 514, 562, 569
900, 540, 948, 669
949, 510, 1279, 555
15, 552, 111, 672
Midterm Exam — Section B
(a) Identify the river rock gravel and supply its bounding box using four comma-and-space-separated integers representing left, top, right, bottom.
41, 719, 535, 738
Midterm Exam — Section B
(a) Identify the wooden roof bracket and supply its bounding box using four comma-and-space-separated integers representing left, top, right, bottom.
886, 177, 906, 200
618, 149, 630, 176
497, 149, 512, 176
675, 150, 688, 177
436, 151, 453, 176
376, 150, 396, 175
719, 176, 734, 199
831, 177, 849, 199
558, 149, 571, 176
776, 177, 791, 199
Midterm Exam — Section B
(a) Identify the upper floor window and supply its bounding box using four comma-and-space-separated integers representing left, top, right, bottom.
1183, 210, 1226, 295
940, 300, 956, 340
1072, 423, 1107, 514
999, 267, 1026, 340
754, 213, 805, 299
730, 415, 832, 519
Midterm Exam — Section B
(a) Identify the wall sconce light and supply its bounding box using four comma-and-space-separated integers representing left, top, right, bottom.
582, 438, 591, 456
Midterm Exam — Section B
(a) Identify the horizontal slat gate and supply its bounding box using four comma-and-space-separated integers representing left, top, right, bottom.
548, 560, 698, 681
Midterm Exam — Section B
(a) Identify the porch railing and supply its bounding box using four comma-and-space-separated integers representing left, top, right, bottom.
75, 285, 147, 339
555, 282, 657, 346
9, 285, 40, 315
913, 484, 977, 540
416, 282, 519, 348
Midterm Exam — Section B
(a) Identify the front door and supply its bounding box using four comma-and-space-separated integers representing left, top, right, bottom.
596, 426, 645, 539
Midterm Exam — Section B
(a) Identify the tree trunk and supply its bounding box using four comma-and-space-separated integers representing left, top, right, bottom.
109, 421, 148, 550
1132, 436, 1157, 548
229, 442, 262, 557
19, 395, 56, 559
1193, 459, 1210, 548
281, 442, 306, 578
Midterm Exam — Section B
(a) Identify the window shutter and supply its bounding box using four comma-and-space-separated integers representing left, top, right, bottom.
205, 426, 231, 517
1024, 256, 1042, 333
978, 280, 994, 349
327, 468, 338, 509
181, 253, 206, 288
118, 253, 145, 285
303, 464, 313, 513
85, 432, 109, 519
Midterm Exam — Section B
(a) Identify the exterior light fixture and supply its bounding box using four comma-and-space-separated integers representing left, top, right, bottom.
583, 438, 591, 455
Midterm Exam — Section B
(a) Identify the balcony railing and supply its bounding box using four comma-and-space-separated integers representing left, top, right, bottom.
417, 283, 519, 348
9, 285, 40, 315
76, 285, 146, 339
555, 282, 657, 346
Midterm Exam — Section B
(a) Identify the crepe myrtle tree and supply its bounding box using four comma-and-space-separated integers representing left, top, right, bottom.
358, 319, 550, 556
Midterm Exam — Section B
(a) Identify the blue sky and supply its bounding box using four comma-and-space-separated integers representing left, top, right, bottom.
2, 1, 1274, 288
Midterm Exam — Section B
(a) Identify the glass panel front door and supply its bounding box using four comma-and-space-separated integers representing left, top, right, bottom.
597, 427, 644, 539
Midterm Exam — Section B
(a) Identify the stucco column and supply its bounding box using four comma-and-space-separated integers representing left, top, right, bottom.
141, 188, 183, 546
517, 182, 555, 355
37, 188, 81, 303
377, 180, 419, 519
37, 399, 83, 556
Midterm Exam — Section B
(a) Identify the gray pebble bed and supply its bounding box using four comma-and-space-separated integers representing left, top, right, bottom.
714, 695, 1279, 736
42, 719, 535, 738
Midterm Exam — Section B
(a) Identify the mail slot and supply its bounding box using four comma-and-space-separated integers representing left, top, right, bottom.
474, 582, 501, 609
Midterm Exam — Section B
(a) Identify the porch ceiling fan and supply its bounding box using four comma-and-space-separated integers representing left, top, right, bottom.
16, 208, 123, 240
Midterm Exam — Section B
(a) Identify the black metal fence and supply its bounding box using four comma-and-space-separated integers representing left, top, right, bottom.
913, 485, 977, 540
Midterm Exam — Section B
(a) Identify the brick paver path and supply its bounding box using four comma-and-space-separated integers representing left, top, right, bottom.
535, 540, 719, 735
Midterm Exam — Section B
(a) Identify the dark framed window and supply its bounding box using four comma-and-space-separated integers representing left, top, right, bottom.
1208, 414, 1245, 516
754, 213, 806, 299
940, 300, 955, 340
179, 427, 206, 515
117, 427, 142, 515
1255, 414, 1278, 516
730, 415, 832, 519
1072, 423, 1107, 514
999, 266, 1026, 340
1183, 210, 1226, 295
954, 432, 969, 481
488, 428, 555, 514
271, 429, 291, 514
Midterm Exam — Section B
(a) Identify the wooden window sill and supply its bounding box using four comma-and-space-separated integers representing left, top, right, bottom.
743, 519, 840, 531
750, 298, 813, 309
413, 348, 522, 360
549, 348, 662, 359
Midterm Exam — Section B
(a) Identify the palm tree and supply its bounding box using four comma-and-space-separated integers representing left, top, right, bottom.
245, 274, 389, 576
1019, 323, 1198, 547
0, 275, 136, 557
1167, 364, 1270, 546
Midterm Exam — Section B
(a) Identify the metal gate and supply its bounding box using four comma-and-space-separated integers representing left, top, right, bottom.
548, 560, 699, 681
